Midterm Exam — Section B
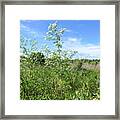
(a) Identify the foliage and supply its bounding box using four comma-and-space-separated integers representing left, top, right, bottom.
45, 21, 65, 56
20, 21, 100, 100
20, 59, 100, 100
29, 52, 45, 65
20, 35, 38, 55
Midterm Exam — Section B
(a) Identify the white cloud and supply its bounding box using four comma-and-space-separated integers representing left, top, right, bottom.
21, 24, 30, 32
63, 37, 100, 59
68, 38, 77, 42
20, 24, 42, 38
66, 29, 72, 33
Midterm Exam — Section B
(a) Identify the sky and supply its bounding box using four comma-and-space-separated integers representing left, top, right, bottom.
20, 20, 100, 59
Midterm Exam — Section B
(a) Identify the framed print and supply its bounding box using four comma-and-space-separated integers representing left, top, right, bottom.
0, 0, 119, 119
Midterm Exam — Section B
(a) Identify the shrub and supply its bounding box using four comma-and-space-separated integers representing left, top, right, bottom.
29, 52, 45, 65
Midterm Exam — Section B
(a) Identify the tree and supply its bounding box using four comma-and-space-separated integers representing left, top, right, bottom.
44, 21, 78, 70
20, 35, 38, 56
45, 21, 66, 57
29, 52, 45, 65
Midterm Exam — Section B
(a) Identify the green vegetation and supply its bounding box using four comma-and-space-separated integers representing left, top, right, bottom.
20, 21, 100, 100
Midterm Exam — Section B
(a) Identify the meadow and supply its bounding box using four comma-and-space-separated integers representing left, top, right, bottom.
20, 21, 100, 100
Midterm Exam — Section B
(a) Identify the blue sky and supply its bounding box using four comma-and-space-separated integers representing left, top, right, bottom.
20, 20, 100, 59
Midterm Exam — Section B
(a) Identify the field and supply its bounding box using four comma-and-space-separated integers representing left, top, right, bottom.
20, 55, 100, 100
20, 21, 100, 100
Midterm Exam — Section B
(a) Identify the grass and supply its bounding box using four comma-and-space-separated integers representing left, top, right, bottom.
20, 56, 100, 100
